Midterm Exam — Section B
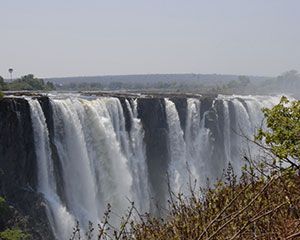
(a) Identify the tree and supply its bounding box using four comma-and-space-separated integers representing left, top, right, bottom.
45, 81, 55, 90
255, 96, 300, 169
0, 76, 4, 99
8, 68, 13, 82
238, 75, 250, 87
8, 74, 55, 91
0, 76, 8, 90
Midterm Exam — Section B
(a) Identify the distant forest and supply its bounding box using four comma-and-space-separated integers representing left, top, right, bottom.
47, 73, 266, 92
47, 71, 300, 97
1, 71, 300, 98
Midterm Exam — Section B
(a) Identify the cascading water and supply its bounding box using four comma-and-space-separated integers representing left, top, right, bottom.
125, 99, 150, 211
164, 98, 212, 193
184, 98, 212, 185
164, 95, 283, 190
217, 95, 284, 173
164, 98, 188, 194
27, 94, 283, 239
28, 99, 76, 239
29, 97, 149, 239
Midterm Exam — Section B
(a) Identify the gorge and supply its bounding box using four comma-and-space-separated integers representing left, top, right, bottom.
0, 93, 282, 239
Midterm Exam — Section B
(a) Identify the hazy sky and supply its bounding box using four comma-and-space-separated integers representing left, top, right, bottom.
0, 0, 299, 78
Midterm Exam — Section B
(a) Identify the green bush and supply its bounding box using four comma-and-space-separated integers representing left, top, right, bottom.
255, 96, 300, 169
0, 229, 32, 240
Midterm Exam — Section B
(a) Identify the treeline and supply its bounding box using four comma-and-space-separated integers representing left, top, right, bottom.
55, 75, 253, 92
256, 70, 300, 95
213, 70, 300, 95
0, 74, 55, 92
1, 71, 299, 96
55, 70, 300, 95
0, 75, 252, 93
56, 80, 207, 91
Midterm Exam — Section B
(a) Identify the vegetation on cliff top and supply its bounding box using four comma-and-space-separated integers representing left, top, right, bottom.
51, 70, 300, 96
0, 77, 3, 99
1, 70, 299, 95
0, 74, 55, 92
69, 96, 300, 240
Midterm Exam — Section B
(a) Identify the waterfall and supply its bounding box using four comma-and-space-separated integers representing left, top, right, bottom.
165, 95, 283, 191
222, 100, 231, 164
28, 97, 149, 239
164, 98, 188, 194
27, 94, 283, 239
28, 99, 76, 240
185, 98, 212, 185
125, 99, 150, 211
164, 98, 213, 192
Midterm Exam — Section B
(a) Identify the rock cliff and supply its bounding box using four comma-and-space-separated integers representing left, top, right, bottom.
0, 98, 53, 239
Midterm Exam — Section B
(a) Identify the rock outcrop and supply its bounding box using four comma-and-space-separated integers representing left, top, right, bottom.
137, 98, 170, 214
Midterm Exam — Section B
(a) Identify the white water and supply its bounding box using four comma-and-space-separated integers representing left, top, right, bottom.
164, 99, 188, 194
165, 95, 283, 190
222, 95, 283, 172
28, 99, 76, 239
27, 94, 283, 239
29, 97, 149, 239
125, 99, 150, 211
185, 98, 212, 185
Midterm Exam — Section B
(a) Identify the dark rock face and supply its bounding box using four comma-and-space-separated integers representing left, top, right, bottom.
0, 98, 53, 239
119, 97, 132, 132
137, 98, 169, 214
170, 97, 187, 130
0, 98, 37, 197
200, 97, 214, 119
38, 97, 66, 206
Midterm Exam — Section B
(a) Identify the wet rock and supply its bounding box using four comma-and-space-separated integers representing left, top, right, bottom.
0, 98, 53, 239
137, 98, 169, 214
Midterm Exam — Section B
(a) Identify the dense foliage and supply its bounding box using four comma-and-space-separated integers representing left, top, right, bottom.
255, 96, 300, 170
0, 229, 32, 240
0, 74, 55, 91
